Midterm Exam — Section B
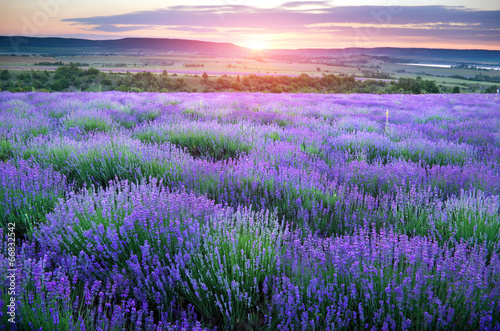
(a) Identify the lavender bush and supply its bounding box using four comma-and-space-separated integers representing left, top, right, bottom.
0, 91, 499, 330
0, 160, 69, 237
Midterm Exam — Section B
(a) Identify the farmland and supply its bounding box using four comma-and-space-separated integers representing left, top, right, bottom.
2, 48, 500, 93
1, 92, 500, 330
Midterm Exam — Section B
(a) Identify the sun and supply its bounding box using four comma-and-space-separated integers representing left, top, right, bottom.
246, 39, 268, 50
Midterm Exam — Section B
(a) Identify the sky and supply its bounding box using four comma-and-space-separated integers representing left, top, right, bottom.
1, 0, 499, 50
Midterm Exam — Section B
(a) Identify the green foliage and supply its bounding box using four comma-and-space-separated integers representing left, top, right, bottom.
48, 109, 67, 119
415, 115, 445, 124
183, 108, 205, 120
0, 166, 67, 238
29, 144, 144, 190
231, 81, 242, 91
118, 84, 130, 92
68, 148, 142, 189
118, 119, 136, 129
51, 78, 70, 91
265, 132, 281, 142
45, 180, 217, 316
0, 69, 10, 81
0, 139, 13, 161
54, 63, 83, 80
484, 85, 498, 93
200, 176, 340, 235
101, 77, 112, 86
84, 67, 100, 76
18, 276, 71, 330
167, 131, 252, 161
134, 130, 167, 145
393, 145, 468, 167
65, 117, 112, 133
438, 191, 500, 254
23, 145, 72, 169
1, 66, 484, 94
28, 126, 49, 138
180, 209, 286, 329
270, 84, 283, 93
135, 109, 161, 123
392, 77, 440, 94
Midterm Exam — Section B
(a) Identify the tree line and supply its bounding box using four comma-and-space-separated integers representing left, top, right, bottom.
0, 63, 497, 94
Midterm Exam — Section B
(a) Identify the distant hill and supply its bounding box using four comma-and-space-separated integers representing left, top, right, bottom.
0, 36, 247, 55
1, 36, 499, 65
277, 47, 500, 64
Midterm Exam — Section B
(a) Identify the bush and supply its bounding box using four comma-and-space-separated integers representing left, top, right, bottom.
118, 84, 129, 92
271, 85, 283, 93
101, 77, 112, 86
485, 85, 498, 93
0, 160, 68, 237
0, 69, 10, 81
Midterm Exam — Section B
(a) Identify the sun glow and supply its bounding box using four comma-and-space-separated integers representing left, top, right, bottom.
246, 39, 268, 50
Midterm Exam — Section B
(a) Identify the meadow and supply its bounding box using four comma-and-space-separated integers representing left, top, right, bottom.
0, 91, 500, 330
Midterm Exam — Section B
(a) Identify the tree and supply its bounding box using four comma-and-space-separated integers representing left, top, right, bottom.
84, 67, 100, 76
54, 63, 82, 80
484, 85, 498, 93
271, 84, 283, 93
242, 76, 251, 87
202, 72, 209, 80
1, 69, 11, 80
101, 77, 112, 86
118, 85, 129, 92
231, 82, 242, 91
452, 86, 460, 94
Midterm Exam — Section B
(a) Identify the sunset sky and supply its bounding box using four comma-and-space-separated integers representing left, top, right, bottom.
1, 0, 499, 50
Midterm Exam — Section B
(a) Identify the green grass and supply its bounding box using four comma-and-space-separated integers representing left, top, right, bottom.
415, 115, 448, 124
183, 108, 205, 119
135, 129, 253, 161
0, 163, 67, 238
118, 120, 136, 129
274, 229, 494, 331
0, 139, 13, 161
197, 175, 341, 235
23, 145, 72, 168
438, 191, 500, 254
65, 117, 112, 133
47, 109, 67, 119
180, 209, 285, 329
18, 269, 75, 330
134, 131, 168, 145
28, 126, 49, 137
264, 132, 281, 142
40, 180, 226, 324
168, 131, 252, 161
134, 109, 162, 123
23, 144, 139, 189
393, 146, 469, 167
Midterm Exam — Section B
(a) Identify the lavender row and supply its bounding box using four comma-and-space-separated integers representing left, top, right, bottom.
0, 91, 499, 329
2, 180, 499, 329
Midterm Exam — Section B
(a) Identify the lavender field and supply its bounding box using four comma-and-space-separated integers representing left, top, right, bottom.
1, 92, 500, 330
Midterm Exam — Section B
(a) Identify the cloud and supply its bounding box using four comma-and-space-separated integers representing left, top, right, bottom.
278, 1, 333, 9
83, 24, 151, 32
61, 2, 500, 48
160, 26, 220, 33
63, 4, 500, 27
